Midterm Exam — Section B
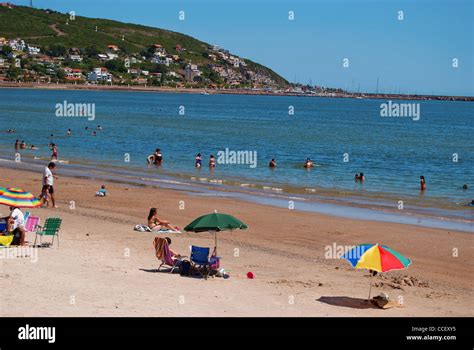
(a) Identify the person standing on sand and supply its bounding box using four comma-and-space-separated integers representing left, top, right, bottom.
420, 176, 426, 191
39, 162, 58, 208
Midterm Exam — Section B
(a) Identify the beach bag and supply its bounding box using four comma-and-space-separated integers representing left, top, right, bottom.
134, 224, 151, 232
179, 260, 191, 276
210, 255, 220, 270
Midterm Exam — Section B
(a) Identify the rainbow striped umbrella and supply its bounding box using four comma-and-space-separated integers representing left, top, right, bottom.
341, 244, 411, 299
0, 188, 41, 208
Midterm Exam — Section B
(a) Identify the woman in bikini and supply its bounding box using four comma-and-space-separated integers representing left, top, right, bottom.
147, 208, 180, 232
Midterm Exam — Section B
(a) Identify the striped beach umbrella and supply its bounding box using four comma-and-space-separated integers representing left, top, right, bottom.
0, 188, 41, 208
341, 244, 411, 299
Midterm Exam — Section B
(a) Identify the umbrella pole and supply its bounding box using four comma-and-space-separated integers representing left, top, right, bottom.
368, 273, 373, 301
215, 231, 218, 255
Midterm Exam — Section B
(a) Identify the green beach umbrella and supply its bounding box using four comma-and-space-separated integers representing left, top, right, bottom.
184, 210, 248, 254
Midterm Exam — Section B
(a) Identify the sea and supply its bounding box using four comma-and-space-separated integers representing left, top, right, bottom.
0, 88, 473, 231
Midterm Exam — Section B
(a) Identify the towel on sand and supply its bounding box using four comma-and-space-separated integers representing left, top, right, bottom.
0, 235, 14, 247
134, 224, 181, 234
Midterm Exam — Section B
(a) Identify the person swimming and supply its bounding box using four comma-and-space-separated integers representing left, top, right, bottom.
209, 154, 216, 168
14, 139, 19, 150
20, 140, 26, 149
97, 125, 102, 131
146, 148, 163, 166
462, 184, 468, 190
92, 131, 97, 136
67, 129, 72, 136
195, 153, 202, 168
420, 176, 426, 191
30, 145, 38, 150
269, 158, 276, 168
304, 158, 314, 168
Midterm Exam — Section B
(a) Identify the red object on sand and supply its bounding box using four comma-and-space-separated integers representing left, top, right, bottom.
247, 272, 254, 279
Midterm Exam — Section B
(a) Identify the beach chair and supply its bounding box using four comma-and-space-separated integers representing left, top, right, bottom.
190, 245, 211, 279
0, 220, 7, 233
153, 237, 185, 273
34, 217, 62, 248
24, 215, 40, 233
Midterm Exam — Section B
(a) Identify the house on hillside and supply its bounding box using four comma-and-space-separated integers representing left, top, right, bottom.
97, 54, 108, 61
106, 52, 119, 60
8, 39, 26, 51
69, 54, 83, 62
87, 68, 112, 83
175, 44, 184, 52
0, 2, 15, 9
152, 44, 165, 54
107, 44, 120, 52
185, 64, 201, 82
27, 45, 41, 55
151, 56, 172, 66
63, 67, 84, 81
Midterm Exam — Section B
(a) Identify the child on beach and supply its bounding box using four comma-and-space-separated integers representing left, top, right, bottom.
50, 143, 58, 161
95, 185, 107, 197
147, 208, 180, 232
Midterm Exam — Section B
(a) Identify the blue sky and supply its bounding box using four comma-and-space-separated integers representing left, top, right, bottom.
9, 0, 474, 96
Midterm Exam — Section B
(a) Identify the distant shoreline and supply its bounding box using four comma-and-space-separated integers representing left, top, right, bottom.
1, 82, 472, 101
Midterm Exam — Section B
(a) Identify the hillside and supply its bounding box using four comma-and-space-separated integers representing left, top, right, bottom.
0, 5, 289, 88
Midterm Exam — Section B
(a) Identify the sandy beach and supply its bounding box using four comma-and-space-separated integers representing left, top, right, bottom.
0, 166, 472, 317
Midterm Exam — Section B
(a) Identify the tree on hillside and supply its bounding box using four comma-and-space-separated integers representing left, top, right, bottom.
1, 45, 13, 57
46, 44, 67, 57
105, 59, 127, 73
85, 46, 99, 58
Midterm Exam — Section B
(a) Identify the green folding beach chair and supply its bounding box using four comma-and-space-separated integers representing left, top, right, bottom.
34, 217, 62, 248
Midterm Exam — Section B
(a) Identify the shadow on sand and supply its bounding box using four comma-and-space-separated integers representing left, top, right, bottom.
317, 296, 380, 310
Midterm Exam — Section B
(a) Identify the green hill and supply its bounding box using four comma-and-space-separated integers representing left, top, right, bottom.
0, 5, 289, 87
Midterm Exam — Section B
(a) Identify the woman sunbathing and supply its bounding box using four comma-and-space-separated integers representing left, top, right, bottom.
147, 208, 180, 232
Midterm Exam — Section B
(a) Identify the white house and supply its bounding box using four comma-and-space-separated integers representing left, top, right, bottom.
185, 64, 201, 82
8, 39, 26, 51
69, 54, 83, 62
106, 52, 119, 60
87, 68, 112, 83
27, 45, 41, 55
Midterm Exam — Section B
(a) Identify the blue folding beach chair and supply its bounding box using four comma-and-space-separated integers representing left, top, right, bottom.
0, 220, 7, 233
190, 245, 211, 279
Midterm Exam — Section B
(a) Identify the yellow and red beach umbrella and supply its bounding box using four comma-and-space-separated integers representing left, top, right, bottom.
0, 188, 41, 208
341, 244, 411, 299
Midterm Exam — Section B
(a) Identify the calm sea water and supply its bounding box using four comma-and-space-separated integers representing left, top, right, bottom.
0, 88, 473, 221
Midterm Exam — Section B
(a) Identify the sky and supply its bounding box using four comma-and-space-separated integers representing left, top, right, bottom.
8, 0, 474, 96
